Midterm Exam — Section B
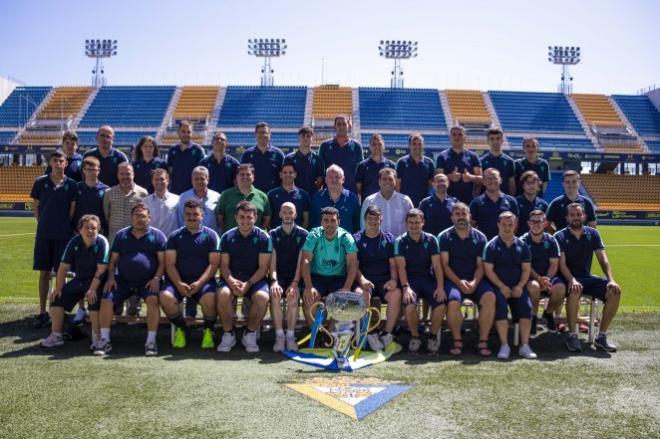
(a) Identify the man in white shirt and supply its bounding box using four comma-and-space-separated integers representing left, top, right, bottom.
177, 166, 221, 233
142, 169, 179, 237
360, 168, 413, 237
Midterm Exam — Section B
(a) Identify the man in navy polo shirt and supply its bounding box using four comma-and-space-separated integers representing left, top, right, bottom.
300, 207, 359, 325
440, 202, 499, 357
267, 163, 310, 229
514, 137, 550, 196
283, 126, 325, 197
310, 165, 360, 233
470, 168, 519, 240
483, 212, 537, 360
395, 133, 435, 207
480, 127, 516, 195
394, 209, 446, 354
97, 203, 167, 356
419, 173, 456, 236
31, 150, 78, 328
199, 131, 240, 194
435, 124, 482, 204
318, 115, 363, 194
356, 133, 396, 202
82, 125, 128, 187
546, 170, 597, 232
159, 199, 220, 350
521, 210, 566, 335
240, 121, 285, 194
516, 170, 549, 236
46, 131, 82, 182
74, 156, 109, 236
556, 203, 621, 353
354, 206, 402, 351
166, 121, 205, 195
216, 201, 272, 353
268, 202, 308, 352
39, 215, 109, 349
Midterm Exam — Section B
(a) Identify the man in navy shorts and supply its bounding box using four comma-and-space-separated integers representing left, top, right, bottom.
483, 212, 537, 360
354, 205, 402, 351
439, 202, 499, 357
521, 210, 566, 334
97, 203, 167, 356
394, 209, 446, 354
159, 199, 220, 350
39, 215, 109, 350
216, 201, 273, 353
556, 203, 621, 353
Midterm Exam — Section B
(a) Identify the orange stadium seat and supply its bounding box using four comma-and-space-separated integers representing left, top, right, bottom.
581, 174, 660, 210
0, 165, 47, 202
313, 85, 352, 121
160, 132, 206, 146
445, 90, 492, 126
37, 86, 93, 121
172, 86, 220, 121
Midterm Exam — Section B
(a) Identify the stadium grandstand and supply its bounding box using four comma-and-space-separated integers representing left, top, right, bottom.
1, 83, 659, 223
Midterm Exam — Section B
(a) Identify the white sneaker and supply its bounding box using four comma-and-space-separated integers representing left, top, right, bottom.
380, 332, 394, 348
217, 332, 237, 352
427, 335, 440, 353
518, 344, 538, 359
144, 341, 158, 357
367, 333, 385, 351
285, 335, 298, 352
497, 344, 511, 360
40, 333, 64, 348
242, 331, 259, 353
408, 337, 421, 353
273, 334, 285, 352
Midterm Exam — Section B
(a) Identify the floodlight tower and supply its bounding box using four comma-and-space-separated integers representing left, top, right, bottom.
547, 45, 580, 94
85, 39, 118, 88
247, 38, 287, 86
379, 40, 418, 88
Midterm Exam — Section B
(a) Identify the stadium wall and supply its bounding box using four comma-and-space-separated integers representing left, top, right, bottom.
0, 76, 19, 106
647, 88, 660, 113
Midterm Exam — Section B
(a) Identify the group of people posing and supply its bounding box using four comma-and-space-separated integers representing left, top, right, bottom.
32, 116, 622, 359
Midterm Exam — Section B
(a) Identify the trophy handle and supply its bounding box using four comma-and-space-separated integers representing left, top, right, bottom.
309, 301, 334, 348
366, 307, 381, 332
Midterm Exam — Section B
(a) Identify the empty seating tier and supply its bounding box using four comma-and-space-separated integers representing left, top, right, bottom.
445, 90, 491, 125
358, 88, 446, 130
77, 131, 156, 147
223, 131, 299, 148
313, 85, 353, 121
218, 86, 307, 128
37, 87, 93, 121
0, 131, 17, 144
571, 93, 625, 127
360, 133, 450, 151
489, 91, 583, 133
79, 86, 175, 128
507, 136, 596, 152
612, 95, 660, 136
172, 86, 220, 121
0, 165, 47, 202
581, 174, 660, 210
0, 87, 52, 127
160, 132, 205, 145
18, 133, 61, 145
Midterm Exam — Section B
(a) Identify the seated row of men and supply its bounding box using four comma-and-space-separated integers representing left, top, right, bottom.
39, 196, 621, 360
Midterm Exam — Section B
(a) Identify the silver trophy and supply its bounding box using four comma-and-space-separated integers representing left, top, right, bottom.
324, 291, 368, 369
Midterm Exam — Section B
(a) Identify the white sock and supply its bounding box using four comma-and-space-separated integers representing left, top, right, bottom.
100, 328, 110, 341
53, 332, 62, 338
276, 329, 284, 337
92, 333, 99, 344
146, 331, 157, 344
286, 329, 295, 338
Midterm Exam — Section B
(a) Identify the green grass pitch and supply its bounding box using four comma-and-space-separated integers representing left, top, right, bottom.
0, 217, 659, 437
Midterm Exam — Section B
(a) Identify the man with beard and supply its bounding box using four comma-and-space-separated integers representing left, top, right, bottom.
360, 168, 413, 238
355, 133, 396, 201
395, 133, 436, 207
267, 163, 310, 229
470, 168, 519, 240
555, 203, 621, 353
167, 121, 205, 195
516, 171, 548, 237
318, 115, 363, 195
546, 171, 597, 232
435, 124, 482, 204
419, 173, 457, 236
241, 122, 285, 194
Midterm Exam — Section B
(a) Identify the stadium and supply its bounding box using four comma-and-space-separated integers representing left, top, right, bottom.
0, 1, 658, 437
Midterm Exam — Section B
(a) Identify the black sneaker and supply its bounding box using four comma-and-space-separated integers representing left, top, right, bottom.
594, 333, 617, 352
565, 333, 582, 352
530, 316, 538, 335
543, 311, 556, 332
33, 313, 51, 329
93, 339, 112, 356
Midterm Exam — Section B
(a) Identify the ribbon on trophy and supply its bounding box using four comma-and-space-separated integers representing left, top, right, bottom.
282, 291, 402, 371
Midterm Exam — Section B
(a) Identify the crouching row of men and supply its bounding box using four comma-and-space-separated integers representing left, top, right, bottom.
40, 197, 621, 359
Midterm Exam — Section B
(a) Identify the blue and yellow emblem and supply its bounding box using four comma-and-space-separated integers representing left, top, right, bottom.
286, 377, 412, 420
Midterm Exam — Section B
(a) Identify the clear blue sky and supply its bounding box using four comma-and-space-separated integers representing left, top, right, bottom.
0, 0, 658, 94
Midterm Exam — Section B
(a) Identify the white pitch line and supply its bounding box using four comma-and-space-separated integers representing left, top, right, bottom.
607, 244, 660, 247
0, 232, 35, 237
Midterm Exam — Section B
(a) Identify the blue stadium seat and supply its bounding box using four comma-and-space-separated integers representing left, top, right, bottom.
0, 87, 52, 127
358, 88, 446, 129
77, 131, 157, 146
79, 86, 175, 128
360, 133, 451, 151
611, 95, 660, 136
489, 91, 583, 133
507, 136, 596, 152
223, 131, 299, 148
645, 140, 660, 152
218, 86, 307, 128
0, 131, 17, 145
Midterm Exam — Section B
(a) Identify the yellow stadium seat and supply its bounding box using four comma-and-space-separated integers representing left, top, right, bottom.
581, 174, 660, 211
313, 85, 352, 121
445, 90, 491, 125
